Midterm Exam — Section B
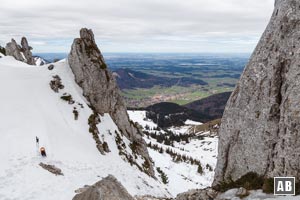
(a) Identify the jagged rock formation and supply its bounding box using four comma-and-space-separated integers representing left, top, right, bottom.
5, 37, 35, 65
68, 28, 154, 177
72, 175, 135, 200
214, 0, 300, 186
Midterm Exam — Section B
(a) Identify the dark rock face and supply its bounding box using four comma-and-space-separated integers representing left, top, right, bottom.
68, 28, 154, 177
5, 37, 35, 65
73, 175, 135, 200
214, 0, 300, 186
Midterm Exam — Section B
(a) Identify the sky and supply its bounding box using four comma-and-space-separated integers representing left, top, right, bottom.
0, 0, 274, 53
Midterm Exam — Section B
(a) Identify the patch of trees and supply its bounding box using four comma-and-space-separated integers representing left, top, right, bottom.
143, 129, 196, 146
156, 167, 169, 184
148, 142, 205, 175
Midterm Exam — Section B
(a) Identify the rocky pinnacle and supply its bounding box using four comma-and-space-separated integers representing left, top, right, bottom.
214, 0, 300, 186
5, 37, 35, 65
68, 28, 154, 177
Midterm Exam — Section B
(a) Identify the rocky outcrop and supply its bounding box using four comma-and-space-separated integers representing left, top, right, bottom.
72, 175, 135, 200
5, 37, 35, 65
39, 162, 63, 176
20, 37, 35, 65
175, 188, 218, 200
214, 0, 300, 186
68, 28, 154, 177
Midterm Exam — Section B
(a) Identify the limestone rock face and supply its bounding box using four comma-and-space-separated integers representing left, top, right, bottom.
214, 0, 300, 185
5, 37, 35, 65
72, 175, 135, 200
68, 28, 154, 177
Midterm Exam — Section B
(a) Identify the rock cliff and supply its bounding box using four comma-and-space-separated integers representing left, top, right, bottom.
68, 28, 154, 177
214, 0, 300, 186
5, 37, 35, 65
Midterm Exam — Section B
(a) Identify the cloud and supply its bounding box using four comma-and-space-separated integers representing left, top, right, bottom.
0, 0, 275, 53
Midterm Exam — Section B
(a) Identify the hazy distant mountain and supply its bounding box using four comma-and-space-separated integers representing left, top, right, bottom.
145, 92, 231, 128
184, 92, 232, 120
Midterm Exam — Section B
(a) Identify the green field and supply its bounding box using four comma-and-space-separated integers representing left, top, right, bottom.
122, 77, 236, 107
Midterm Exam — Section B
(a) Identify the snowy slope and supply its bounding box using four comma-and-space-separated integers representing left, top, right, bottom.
0, 56, 170, 200
128, 112, 300, 200
128, 110, 218, 196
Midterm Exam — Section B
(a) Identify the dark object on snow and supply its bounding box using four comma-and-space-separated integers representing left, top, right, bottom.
48, 64, 54, 70
39, 162, 63, 176
0, 45, 6, 56
40, 147, 47, 157
36, 136, 39, 144
50, 75, 64, 93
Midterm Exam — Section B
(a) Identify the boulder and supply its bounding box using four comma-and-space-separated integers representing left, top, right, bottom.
175, 188, 218, 200
72, 175, 135, 200
39, 162, 63, 176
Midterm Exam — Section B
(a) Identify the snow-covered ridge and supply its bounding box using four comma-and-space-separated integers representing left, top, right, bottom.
0, 56, 169, 200
34, 56, 48, 66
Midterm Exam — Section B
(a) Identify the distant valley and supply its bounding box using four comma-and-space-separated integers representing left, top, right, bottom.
113, 68, 208, 89
35, 53, 248, 108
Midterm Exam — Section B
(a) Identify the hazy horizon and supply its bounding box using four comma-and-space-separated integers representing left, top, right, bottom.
1, 0, 274, 53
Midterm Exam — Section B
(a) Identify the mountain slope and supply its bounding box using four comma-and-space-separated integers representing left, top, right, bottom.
144, 92, 231, 128
145, 102, 211, 128
128, 110, 218, 196
0, 56, 169, 200
184, 92, 231, 120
